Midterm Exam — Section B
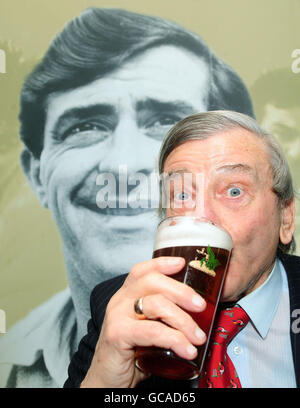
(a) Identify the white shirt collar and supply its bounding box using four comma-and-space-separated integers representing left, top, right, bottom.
237, 258, 283, 339
0, 288, 75, 387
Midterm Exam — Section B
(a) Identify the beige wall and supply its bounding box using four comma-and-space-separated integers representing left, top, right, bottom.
1, 0, 300, 329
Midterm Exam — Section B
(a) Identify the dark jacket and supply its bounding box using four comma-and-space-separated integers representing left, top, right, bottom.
64, 253, 300, 388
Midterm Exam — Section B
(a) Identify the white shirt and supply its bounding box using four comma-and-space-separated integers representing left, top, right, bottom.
229, 259, 296, 388
0, 288, 75, 387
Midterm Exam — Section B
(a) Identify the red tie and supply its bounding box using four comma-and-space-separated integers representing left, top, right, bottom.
198, 305, 249, 388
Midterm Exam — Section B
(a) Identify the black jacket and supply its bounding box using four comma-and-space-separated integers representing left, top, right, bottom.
64, 253, 300, 388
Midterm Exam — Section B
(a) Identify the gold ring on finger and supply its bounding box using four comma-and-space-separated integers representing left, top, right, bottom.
134, 297, 146, 320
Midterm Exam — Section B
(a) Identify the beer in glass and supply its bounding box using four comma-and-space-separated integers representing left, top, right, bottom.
135, 216, 232, 380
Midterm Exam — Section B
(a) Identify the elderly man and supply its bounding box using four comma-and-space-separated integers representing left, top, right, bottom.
0, 8, 254, 387
65, 111, 299, 388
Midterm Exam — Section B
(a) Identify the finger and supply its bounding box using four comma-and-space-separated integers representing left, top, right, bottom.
127, 272, 206, 313
126, 257, 186, 284
141, 294, 206, 345
130, 319, 200, 361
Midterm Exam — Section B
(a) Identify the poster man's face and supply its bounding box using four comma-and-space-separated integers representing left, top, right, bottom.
36, 45, 210, 285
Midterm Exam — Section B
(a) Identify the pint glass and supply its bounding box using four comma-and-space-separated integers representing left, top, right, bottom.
135, 216, 233, 380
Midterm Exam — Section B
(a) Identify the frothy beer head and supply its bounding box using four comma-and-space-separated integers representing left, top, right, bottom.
154, 217, 233, 251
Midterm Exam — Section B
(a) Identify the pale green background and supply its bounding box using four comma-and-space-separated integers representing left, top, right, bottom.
1, 0, 300, 330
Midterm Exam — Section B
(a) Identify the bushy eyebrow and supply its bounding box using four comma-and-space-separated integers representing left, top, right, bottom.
165, 168, 190, 177
215, 163, 257, 179
165, 165, 255, 177
49, 104, 116, 136
49, 98, 197, 137
136, 99, 196, 114
162, 169, 197, 190
162, 164, 258, 191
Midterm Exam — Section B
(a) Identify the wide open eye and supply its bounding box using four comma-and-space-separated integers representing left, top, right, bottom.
175, 191, 190, 201
227, 187, 243, 197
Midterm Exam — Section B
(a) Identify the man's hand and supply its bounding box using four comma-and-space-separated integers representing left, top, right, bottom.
80, 257, 207, 388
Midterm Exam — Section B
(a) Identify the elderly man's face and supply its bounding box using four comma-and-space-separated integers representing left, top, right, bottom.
35, 45, 209, 285
163, 129, 294, 301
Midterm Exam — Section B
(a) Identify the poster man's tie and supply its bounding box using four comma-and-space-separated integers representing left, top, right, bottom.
198, 305, 249, 388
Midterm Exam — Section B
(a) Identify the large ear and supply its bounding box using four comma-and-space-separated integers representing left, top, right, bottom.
279, 197, 295, 246
20, 148, 48, 208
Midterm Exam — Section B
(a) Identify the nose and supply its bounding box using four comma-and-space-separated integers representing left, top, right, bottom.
98, 117, 160, 176
192, 196, 219, 225
187, 174, 220, 225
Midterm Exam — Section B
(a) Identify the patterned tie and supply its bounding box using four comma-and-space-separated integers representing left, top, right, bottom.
198, 305, 249, 388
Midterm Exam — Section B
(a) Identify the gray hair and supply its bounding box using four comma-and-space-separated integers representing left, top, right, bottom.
158, 110, 296, 254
